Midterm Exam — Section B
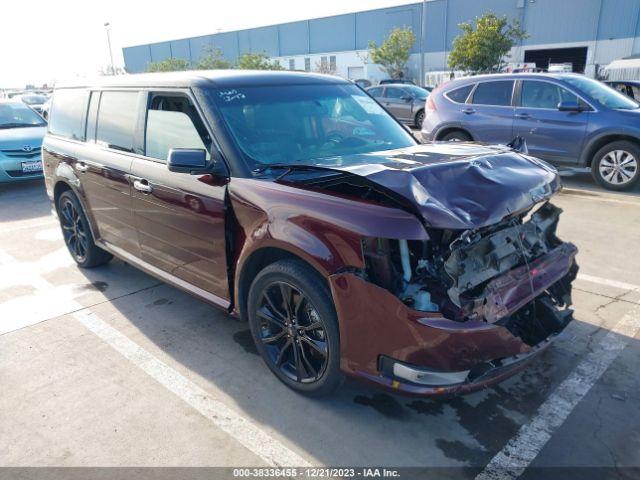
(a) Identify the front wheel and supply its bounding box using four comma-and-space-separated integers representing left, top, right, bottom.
414, 110, 425, 128
57, 191, 113, 268
591, 141, 640, 191
247, 259, 342, 396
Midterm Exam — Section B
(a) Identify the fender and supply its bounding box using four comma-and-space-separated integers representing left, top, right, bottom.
579, 126, 640, 166
228, 177, 428, 310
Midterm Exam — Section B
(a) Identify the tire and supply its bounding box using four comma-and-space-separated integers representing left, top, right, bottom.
57, 191, 113, 268
591, 141, 640, 191
440, 130, 472, 142
414, 109, 425, 128
247, 259, 343, 396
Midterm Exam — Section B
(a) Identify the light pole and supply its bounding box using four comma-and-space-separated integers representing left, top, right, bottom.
104, 22, 115, 75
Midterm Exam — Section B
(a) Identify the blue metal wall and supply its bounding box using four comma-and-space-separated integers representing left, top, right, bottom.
123, 0, 640, 73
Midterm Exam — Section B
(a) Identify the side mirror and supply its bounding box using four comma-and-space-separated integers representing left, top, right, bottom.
167, 148, 207, 174
557, 101, 582, 112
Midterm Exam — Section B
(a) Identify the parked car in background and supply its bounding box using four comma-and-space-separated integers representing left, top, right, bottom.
17, 94, 49, 115
605, 80, 640, 101
0, 100, 47, 183
43, 71, 577, 397
367, 84, 430, 127
422, 73, 640, 190
353, 78, 372, 89
380, 79, 415, 85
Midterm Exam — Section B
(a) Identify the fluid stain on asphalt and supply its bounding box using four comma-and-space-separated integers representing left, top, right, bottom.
432, 359, 556, 463
233, 329, 258, 355
83, 281, 108, 292
353, 394, 408, 420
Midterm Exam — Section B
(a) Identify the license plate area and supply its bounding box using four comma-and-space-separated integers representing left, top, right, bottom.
21, 160, 43, 173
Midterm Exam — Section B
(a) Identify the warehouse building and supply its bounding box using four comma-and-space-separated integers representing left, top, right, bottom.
123, 0, 640, 85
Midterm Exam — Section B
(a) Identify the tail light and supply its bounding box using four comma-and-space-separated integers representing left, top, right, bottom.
426, 95, 437, 113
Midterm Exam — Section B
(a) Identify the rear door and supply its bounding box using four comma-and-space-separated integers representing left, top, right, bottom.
381, 87, 412, 122
463, 80, 516, 143
130, 90, 230, 303
513, 80, 589, 163
75, 89, 142, 255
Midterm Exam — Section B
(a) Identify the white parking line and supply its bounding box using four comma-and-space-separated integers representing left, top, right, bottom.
1, 218, 57, 234
577, 273, 640, 292
558, 191, 640, 207
475, 303, 640, 480
0, 247, 311, 467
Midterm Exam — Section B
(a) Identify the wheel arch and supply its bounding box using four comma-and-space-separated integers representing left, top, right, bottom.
580, 133, 640, 167
236, 247, 331, 323
434, 125, 474, 141
52, 179, 99, 242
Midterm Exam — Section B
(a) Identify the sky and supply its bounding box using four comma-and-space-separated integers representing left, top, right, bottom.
0, 0, 417, 88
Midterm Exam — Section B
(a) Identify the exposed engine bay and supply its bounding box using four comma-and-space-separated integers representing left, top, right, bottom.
362, 202, 578, 348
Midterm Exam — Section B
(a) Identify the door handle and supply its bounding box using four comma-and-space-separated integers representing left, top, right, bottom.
133, 179, 153, 194
515, 113, 531, 119
75, 162, 88, 173
461, 108, 476, 114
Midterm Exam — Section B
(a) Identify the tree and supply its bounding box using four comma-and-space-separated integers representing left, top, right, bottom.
448, 13, 527, 73
368, 28, 416, 79
194, 46, 232, 70
147, 58, 191, 72
236, 52, 284, 70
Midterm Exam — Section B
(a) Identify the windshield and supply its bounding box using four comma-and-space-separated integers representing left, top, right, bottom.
402, 85, 430, 98
562, 76, 639, 110
205, 83, 416, 171
0, 103, 46, 128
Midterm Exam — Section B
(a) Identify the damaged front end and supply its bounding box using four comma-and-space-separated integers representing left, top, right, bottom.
340, 201, 578, 394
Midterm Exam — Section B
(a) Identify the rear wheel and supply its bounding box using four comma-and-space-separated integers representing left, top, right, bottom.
247, 259, 342, 396
57, 191, 112, 268
591, 141, 640, 191
414, 109, 425, 128
440, 130, 472, 142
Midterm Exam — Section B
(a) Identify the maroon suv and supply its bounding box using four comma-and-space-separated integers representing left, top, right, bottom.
43, 71, 578, 396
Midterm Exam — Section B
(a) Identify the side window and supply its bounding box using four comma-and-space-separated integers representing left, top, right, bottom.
520, 81, 578, 109
445, 84, 473, 103
471, 81, 514, 106
367, 87, 383, 97
48, 89, 89, 140
85, 92, 100, 142
145, 93, 212, 162
96, 91, 139, 152
385, 87, 404, 99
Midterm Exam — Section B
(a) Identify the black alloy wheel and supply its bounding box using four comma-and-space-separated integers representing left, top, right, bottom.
247, 259, 342, 396
60, 195, 89, 263
256, 281, 328, 383
57, 191, 112, 268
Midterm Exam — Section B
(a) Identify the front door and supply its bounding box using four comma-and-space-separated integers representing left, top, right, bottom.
131, 90, 229, 303
382, 86, 413, 122
513, 80, 589, 163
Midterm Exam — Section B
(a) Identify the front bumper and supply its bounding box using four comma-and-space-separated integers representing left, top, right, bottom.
329, 248, 576, 396
0, 156, 44, 183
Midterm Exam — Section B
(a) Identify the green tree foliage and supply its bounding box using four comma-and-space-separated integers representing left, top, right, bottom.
147, 58, 191, 72
194, 46, 232, 70
368, 28, 416, 79
236, 52, 284, 70
448, 13, 528, 73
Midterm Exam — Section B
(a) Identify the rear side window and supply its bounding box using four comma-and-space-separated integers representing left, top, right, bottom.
471, 81, 514, 106
520, 81, 578, 109
48, 89, 89, 140
367, 87, 383, 97
385, 87, 405, 99
145, 94, 211, 162
445, 84, 473, 103
96, 91, 139, 152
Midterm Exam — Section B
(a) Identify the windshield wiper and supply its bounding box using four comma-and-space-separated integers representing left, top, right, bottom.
252, 163, 333, 180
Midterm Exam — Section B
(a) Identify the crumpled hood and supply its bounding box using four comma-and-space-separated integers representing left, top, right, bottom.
316, 143, 561, 230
